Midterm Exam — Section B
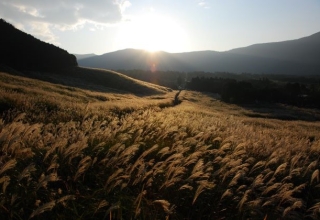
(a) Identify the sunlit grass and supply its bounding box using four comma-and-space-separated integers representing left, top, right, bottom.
1, 71, 320, 219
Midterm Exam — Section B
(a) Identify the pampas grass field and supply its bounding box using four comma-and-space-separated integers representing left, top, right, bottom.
1, 71, 320, 219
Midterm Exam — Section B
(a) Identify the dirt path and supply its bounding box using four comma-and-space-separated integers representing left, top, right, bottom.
173, 90, 182, 105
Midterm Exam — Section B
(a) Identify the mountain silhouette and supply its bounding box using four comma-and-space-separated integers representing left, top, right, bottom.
228, 32, 320, 65
74, 53, 97, 60
0, 19, 77, 71
79, 32, 320, 75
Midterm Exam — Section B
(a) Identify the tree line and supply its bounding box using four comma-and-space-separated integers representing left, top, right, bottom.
119, 69, 320, 108
187, 76, 320, 108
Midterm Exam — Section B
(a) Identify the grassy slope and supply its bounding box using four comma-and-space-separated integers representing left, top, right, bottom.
1, 71, 320, 219
0, 71, 176, 123
1, 66, 172, 95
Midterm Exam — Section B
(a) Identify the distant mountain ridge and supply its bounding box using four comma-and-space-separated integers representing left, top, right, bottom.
79, 32, 320, 75
74, 53, 97, 60
0, 19, 77, 71
228, 32, 320, 65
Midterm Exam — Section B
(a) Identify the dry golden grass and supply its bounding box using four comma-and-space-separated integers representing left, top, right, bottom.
1, 71, 320, 219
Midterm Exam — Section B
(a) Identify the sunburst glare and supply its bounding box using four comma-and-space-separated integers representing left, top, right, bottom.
116, 13, 188, 52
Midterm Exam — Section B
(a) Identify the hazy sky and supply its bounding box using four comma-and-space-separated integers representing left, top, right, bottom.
1, 0, 320, 55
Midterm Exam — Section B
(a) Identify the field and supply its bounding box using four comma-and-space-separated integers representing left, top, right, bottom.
1, 71, 320, 219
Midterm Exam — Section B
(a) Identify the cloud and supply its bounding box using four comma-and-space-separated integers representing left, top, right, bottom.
120, 1, 132, 13
0, 0, 131, 43
28, 22, 58, 44
198, 1, 210, 9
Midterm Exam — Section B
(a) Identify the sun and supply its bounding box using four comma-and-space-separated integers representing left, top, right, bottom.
116, 13, 188, 52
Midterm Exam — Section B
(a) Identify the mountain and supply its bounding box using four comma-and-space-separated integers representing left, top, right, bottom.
228, 32, 320, 65
79, 32, 320, 75
0, 19, 77, 71
77, 49, 191, 72
74, 53, 97, 60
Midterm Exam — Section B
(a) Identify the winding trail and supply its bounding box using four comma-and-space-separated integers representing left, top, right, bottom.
174, 90, 182, 106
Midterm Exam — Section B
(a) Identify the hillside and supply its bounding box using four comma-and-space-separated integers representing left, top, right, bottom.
14, 67, 171, 95
1, 69, 320, 219
78, 32, 320, 75
0, 70, 175, 122
0, 19, 77, 71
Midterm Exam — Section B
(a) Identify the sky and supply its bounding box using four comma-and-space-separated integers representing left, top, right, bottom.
1, 0, 320, 55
